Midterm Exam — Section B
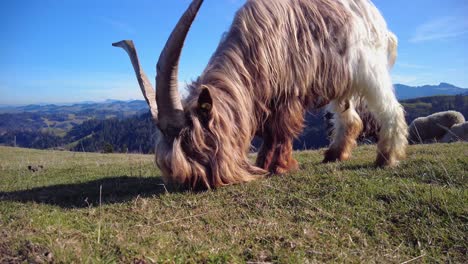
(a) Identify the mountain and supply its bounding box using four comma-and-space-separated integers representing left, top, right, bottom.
1, 83, 467, 152
0, 100, 148, 115
394, 83, 466, 100
2, 94, 465, 153
0, 100, 150, 136
401, 94, 468, 123
1, 83, 464, 114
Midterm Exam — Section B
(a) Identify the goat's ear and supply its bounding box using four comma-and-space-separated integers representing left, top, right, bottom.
197, 87, 213, 115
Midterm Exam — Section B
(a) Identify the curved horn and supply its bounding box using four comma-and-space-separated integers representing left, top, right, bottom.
156, 0, 204, 138
112, 40, 158, 123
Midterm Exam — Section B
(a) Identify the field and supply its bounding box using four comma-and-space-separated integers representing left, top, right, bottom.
0, 144, 466, 263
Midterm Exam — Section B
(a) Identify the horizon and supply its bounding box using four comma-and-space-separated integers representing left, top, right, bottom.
1, 0, 467, 104
0, 82, 468, 108
0, 82, 465, 107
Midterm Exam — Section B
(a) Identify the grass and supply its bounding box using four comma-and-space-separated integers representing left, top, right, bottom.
0, 144, 466, 263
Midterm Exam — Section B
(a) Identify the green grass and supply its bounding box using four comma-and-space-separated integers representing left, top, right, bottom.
64, 133, 94, 150
0, 144, 466, 263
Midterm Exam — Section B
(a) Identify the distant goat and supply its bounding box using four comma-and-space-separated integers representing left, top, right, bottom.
440, 122, 468, 143
113, 0, 408, 189
408, 111, 465, 144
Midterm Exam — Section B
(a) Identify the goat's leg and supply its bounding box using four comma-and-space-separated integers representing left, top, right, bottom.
360, 65, 408, 167
271, 138, 298, 174
256, 132, 276, 171
256, 101, 304, 174
323, 99, 363, 163
256, 134, 298, 174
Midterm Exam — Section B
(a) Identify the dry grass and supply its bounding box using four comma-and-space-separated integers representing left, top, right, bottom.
0, 143, 466, 263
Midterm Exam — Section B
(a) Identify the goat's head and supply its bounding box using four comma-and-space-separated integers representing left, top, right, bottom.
113, 0, 260, 189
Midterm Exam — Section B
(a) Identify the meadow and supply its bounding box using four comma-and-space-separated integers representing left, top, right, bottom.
0, 144, 466, 263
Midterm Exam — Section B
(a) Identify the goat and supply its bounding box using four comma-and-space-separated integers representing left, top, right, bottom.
408, 111, 465, 144
113, 0, 408, 189
441, 122, 468, 143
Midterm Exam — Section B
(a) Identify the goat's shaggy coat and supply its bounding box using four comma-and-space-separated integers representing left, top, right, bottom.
408, 111, 465, 144
115, 0, 408, 189
441, 122, 468, 143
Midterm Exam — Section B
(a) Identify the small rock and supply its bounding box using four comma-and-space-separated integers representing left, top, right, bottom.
27, 165, 44, 172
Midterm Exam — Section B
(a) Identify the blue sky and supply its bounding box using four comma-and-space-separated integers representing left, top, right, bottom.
0, 0, 467, 105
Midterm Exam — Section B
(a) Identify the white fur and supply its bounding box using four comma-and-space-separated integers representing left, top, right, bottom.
409, 111, 466, 143
328, 0, 408, 165
441, 122, 468, 143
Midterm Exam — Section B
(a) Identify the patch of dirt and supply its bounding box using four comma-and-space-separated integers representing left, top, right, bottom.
0, 241, 21, 264
0, 240, 53, 264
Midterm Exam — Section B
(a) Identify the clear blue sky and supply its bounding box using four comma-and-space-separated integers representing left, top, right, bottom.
1, 0, 467, 105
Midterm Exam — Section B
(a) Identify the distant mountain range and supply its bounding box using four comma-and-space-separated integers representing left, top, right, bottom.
0, 99, 147, 115
0, 100, 149, 136
394, 83, 467, 100
2, 94, 466, 153
0, 83, 465, 113
0, 82, 466, 142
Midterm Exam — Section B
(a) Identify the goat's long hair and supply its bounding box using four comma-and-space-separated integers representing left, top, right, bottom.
116, 0, 407, 189
156, 0, 356, 188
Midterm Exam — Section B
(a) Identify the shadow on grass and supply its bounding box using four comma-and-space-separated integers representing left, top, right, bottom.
340, 163, 377, 171
0, 176, 171, 208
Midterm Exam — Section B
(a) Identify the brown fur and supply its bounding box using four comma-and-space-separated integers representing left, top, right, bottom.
153, 0, 405, 189
323, 99, 364, 162
324, 115, 364, 162
256, 131, 299, 174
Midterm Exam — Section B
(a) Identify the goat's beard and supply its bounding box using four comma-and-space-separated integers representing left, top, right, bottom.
154, 114, 267, 190
156, 135, 210, 190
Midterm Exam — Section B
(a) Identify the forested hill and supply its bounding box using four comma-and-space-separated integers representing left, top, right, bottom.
0, 95, 467, 153
0, 100, 148, 135
401, 94, 468, 122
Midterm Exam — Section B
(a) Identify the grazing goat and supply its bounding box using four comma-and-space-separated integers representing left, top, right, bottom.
113, 0, 408, 189
408, 111, 465, 144
440, 122, 468, 143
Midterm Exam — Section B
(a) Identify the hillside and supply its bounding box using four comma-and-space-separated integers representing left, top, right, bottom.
0, 144, 466, 262
0, 100, 148, 135
1, 94, 467, 153
0, 100, 148, 115
401, 94, 468, 122
1, 82, 465, 134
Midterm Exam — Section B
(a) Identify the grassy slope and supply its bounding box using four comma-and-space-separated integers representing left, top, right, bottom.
0, 144, 466, 263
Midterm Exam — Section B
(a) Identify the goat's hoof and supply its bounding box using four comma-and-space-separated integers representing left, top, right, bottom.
271, 159, 299, 175
322, 157, 337, 163
323, 149, 349, 163
375, 153, 399, 168
323, 150, 339, 163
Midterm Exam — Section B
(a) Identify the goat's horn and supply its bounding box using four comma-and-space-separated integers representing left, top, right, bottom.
156, 0, 203, 138
112, 40, 158, 123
